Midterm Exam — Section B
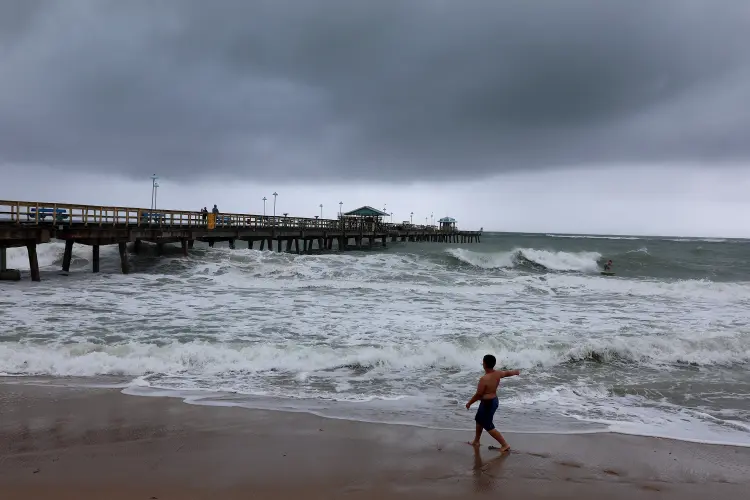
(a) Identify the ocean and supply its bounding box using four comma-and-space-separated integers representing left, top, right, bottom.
1, 233, 749, 446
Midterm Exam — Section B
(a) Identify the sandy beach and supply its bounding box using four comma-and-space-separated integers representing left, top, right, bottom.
1, 381, 748, 499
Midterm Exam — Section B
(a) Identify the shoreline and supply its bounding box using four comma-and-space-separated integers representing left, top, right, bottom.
4, 376, 749, 449
2, 382, 749, 499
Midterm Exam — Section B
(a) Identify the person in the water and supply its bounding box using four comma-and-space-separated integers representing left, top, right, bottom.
604, 259, 613, 271
466, 354, 520, 453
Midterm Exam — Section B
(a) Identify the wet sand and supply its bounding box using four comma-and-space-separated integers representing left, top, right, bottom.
1, 381, 748, 499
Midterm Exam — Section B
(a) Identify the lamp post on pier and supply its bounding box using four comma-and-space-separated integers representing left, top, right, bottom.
431, 212, 434, 227
339, 201, 343, 217
410, 212, 413, 224
153, 182, 160, 211
273, 192, 278, 218
319, 203, 323, 219
262, 197, 267, 217
150, 174, 158, 212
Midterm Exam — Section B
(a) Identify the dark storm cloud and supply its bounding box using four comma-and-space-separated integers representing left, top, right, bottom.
1, 0, 749, 182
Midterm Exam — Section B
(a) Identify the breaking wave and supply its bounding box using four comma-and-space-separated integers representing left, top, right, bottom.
446, 247, 601, 272
1, 331, 747, 380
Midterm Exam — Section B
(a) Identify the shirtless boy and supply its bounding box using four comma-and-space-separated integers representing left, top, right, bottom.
465, 354, 520, 452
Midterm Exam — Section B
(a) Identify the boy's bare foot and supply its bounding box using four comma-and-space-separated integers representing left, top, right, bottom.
468, 441, 481, 447
488, 445, 511, 453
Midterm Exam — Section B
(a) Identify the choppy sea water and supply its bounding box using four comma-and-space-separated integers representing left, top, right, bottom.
1, 233, 749, 446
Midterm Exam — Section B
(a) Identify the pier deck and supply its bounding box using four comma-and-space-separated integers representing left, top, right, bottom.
0, 200, 481, 281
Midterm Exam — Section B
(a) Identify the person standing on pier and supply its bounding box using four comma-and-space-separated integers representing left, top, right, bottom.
466, 354, 520, 453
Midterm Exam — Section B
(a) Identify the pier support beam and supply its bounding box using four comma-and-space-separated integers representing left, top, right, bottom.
277, 239, 283, 252
229, 239, 236, 249
119, 242, 130, 274
181, 239, 188, 257
208, 241, 215, 248
27, 243, 41, 282
62, 240, 74, 272
286, 239, 292, 252
294, 239, 300, 253
133, 239, 141, 254
248, 240, 254, 250
92, 245, 100, 273
188, 240, 195, 249
0, 248, 21, 281
259, 239, 265, 251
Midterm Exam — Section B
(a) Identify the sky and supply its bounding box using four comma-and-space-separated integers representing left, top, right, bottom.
1, 0, 750, 237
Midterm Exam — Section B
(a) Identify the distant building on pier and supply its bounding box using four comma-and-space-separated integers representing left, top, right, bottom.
438, 216, 457, 232
341, 206, 390, 231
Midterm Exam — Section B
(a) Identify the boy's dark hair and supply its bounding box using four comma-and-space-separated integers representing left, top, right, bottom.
483, 354, 497, 369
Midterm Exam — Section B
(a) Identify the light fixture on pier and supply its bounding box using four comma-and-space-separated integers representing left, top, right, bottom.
319, 203, 323, 219
150, 174, 159, 212
339, 201, 343, 217
262, 196, 267, 217
154, 182, 160, 210
273, 192, 278, 217
410, 211, 413, 224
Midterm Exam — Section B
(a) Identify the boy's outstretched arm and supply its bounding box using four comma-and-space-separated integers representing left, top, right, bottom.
498, 369, 520, 378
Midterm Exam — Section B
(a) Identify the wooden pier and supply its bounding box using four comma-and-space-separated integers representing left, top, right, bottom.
0, 200, 481, 281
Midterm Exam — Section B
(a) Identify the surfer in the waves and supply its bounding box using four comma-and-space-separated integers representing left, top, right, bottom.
604, 259, 613, 271
465, 354, 520, 453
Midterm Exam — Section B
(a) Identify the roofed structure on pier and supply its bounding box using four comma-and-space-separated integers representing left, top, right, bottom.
438, 216, 457, 231
343, 206, 389, 218
341, 206, 389, 231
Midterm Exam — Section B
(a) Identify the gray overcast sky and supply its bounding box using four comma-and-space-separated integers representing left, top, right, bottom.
2, 1, 750, 236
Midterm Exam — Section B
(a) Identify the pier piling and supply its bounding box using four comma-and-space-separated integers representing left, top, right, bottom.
92, 245, 100, 273
26, 243, 40, 281
62, 240, 74, 272
119, 242, 129, 274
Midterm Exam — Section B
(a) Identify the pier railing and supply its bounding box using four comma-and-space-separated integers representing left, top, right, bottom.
0, 200, 450, 233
